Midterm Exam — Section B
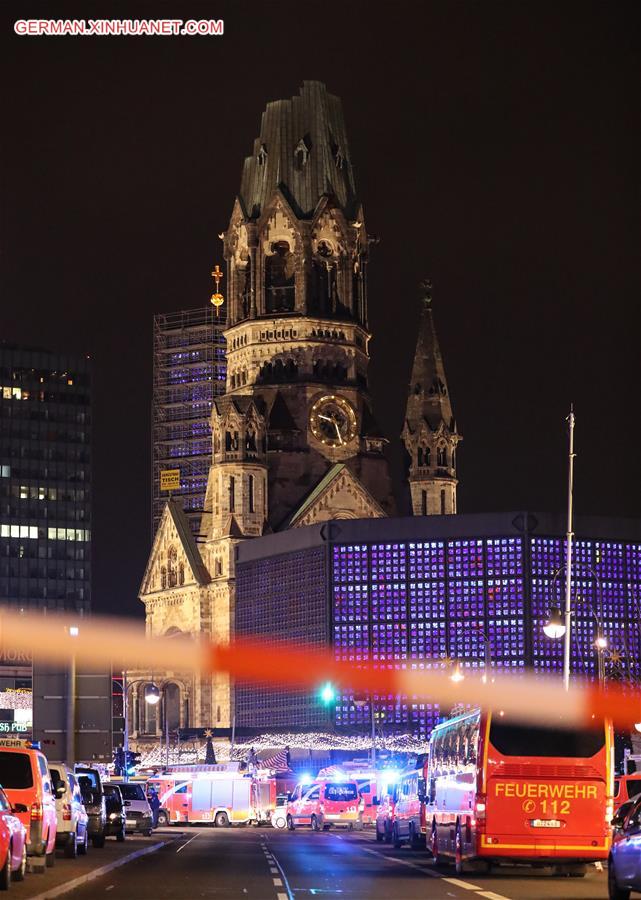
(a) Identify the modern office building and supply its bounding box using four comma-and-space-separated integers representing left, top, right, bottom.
152, 307, 226, 538
0, 343, 91, 613
234, 512, 641, 740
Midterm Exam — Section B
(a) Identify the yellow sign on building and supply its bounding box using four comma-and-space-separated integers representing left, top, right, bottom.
160, 469, 180, 492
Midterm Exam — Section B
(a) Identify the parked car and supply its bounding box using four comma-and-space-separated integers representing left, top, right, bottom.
0, 786, 27, 888
75, 767, 107, 848
609, 793, 641, 899
103, 785, 126, 842
49, 763, 89, 858
118, 783, 153, 835
0, 738, 57, 868
271, 795, 288, 829
616, 775, 641, 806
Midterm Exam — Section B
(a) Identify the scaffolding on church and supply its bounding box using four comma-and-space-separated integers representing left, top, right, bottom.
152, 306, 227, 540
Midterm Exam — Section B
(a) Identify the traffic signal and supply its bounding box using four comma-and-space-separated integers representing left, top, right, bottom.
319, 682, 336, 705
114, 746, 125, 776
126, 750, 142, 775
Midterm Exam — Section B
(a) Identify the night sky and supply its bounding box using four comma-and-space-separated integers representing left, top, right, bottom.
1, 1, 639, 618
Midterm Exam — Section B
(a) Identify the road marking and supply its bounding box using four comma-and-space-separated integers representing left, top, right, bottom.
360, 846, 440, 878
270, 867, 279, 874
268, 848, 295, 900
475, 893, 512, 900
176, 833, 200, 853
105, 888, 114, 893
444, 878, 483, 890
273, 878, 283, 886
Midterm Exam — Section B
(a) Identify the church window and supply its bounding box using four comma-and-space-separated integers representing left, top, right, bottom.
424, 446, 431, 466
215, 558, 222, 576
233, 431, 239, 450
246, 428, 257, 453
248, 474, 255, 513
229, 476, 235, 512
417, 448, 423, 467
437, 446, 446, 467
167, 547, 178, 588
440, 489, 446, 515
451, 449, 456, 468
421, 490, 427, 516
225, 431, 232, 452
160, 566, 167, 589
265, 241, 295, 313
414, 383, 421, 395
178, 563, 184, 586
257, 143, 267, 166
294, 136, 310, 170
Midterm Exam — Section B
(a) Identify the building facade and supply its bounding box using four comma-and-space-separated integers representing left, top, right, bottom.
0, 343, 91, 612
135, 82, 461, 742
152, 307, 227, 538
235, 513, 641, 740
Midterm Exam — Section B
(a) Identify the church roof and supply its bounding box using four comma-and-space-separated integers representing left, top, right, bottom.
404, 281, 457, 434
238, 81, 358, 221
289, 463, 346, 525
166, 498, 210, 585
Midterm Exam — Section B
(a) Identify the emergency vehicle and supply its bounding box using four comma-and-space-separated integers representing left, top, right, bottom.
286, 778, 361, 831
148, 764, 276, 827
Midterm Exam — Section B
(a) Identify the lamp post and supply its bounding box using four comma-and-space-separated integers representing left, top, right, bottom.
543, 563, 607, 687
122, 676, 167, 779
143, 683, 169, 768
353, 692, 376, 769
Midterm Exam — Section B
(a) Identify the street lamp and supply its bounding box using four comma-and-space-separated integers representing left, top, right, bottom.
543, 564, 607, 686
450, 662, 465, 683
122, 677, 169, 778
353, 692, 377, 769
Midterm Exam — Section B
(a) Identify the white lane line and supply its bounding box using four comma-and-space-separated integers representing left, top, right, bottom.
361, 846, 440, 878
105, 888, 114, 893
475, 893, 512, 900
273, 878, 283, 886
268, 848, 295, 900
176, 833, 200, 853
270, 867, 278, 874
444, 878, 483, 890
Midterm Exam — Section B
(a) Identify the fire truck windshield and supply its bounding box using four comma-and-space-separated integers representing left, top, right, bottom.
326, 784, 358, 801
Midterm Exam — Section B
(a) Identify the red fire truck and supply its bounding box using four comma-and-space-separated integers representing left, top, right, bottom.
426, 708, 614, 875
149, 764, 276, 827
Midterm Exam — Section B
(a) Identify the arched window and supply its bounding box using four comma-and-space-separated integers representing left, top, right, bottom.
163, 682, 181, 733
424, 446, 431, 466
265, 241, 295, 313
417, 448, 423, 467
160, 566, 167, 589
167, 547, 178, 588
437, 446, 446, 467
246, 428, 257, 453
225, 431, 232, 452
178, 562, 184, 586
451, 449, 456, 469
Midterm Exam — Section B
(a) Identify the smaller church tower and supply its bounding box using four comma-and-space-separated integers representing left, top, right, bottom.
402, 279, 461, 516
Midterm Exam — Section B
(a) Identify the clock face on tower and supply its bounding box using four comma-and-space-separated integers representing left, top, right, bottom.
309, 395, 358, 448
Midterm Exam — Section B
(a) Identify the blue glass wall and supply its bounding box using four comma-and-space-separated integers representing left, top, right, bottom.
332, 535, 641, 741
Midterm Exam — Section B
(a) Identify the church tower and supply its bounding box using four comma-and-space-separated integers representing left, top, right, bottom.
137, 82, 396, 737
402, 279, 461, 516
215, 80, 395, 530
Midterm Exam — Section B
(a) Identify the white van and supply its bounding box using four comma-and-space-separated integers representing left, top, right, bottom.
49, 764, 89, 857
117, 783, 153, 835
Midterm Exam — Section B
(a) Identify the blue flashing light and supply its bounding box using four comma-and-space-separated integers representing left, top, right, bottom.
320, 682, 336, 705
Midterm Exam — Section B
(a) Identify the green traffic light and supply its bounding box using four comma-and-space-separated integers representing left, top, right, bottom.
320, 682, 336, 705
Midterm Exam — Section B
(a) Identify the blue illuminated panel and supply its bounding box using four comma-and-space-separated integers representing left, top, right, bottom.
332, 534, 641, 742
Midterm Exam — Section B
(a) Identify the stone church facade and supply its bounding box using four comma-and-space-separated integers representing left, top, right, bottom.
132, 82, 460, 739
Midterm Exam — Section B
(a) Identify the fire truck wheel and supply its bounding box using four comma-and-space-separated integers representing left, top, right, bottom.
430, 823, 440, 865
455, 826, 464, 875
311, 815, 320, 832
323, 824, 331, 831
392, 823, 402, 849
287, 815, 295, 831
157, 810, 169, 827
409, 823, 422, 850
214, 812, 230, 828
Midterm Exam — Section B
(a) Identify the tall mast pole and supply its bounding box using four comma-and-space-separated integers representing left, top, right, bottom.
563, 405, 576, 691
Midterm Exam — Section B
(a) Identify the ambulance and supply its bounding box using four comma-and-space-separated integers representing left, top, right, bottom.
149, 764, 276, 827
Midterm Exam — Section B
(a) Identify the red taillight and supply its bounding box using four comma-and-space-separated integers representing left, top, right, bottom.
475, 796, 486, 822
31, 801, 43, 821
62, 803, 72, 821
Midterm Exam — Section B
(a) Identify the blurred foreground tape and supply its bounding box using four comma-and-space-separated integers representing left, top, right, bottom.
1, 609, 640, 729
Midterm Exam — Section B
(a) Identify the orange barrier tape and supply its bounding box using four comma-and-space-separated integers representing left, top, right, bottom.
0, 609, 639, 730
